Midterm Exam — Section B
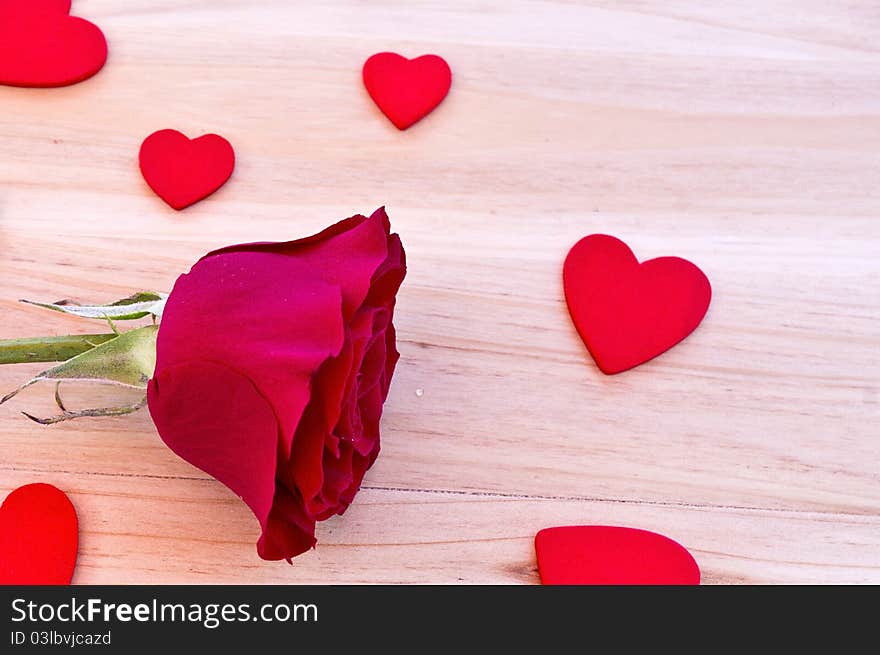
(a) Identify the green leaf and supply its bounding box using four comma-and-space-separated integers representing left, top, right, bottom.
1, 325, 158, 405
20, 291, 168, 321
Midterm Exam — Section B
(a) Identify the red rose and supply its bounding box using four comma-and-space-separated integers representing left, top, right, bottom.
146, 208, 406, 561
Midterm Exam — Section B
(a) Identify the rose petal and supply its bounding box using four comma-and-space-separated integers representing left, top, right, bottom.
206, 208, 394, 320
258, 484, 317, 561
364, 233, 406, 308
148, 361, 279, 531
155, 250, 345, 457
380, 323, 400, 398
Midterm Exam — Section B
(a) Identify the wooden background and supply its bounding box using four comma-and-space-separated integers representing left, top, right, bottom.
1, 0, 878, 584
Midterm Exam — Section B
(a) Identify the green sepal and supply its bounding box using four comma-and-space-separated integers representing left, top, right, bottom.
1, 325, 158, 405
20, 291, 167, 321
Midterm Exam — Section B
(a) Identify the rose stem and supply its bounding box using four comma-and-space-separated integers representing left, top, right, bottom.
0, 334, 118, 365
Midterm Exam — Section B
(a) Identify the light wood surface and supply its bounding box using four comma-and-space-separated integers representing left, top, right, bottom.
1, 0, 878, 584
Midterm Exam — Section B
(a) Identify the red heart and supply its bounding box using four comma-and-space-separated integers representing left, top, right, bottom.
563, 234, 711, 374
0, 0, 107, 88
535, 526, 700, 585
0, 483, 78, 585
362, 52, 452, 130
139, 129, 236, 211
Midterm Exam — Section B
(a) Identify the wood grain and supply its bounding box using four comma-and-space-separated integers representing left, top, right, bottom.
1, 0, 878, 583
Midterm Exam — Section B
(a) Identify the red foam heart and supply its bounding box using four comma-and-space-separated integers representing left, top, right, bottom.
535, 526, 700, 585
139, 129, 236, 210
362, 52, 452, 130
563, 234, 711, 374
0, 0, 107, 88
0, 483, 78, 585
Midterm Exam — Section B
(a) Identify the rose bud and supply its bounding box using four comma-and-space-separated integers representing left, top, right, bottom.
146, 208, 406, 561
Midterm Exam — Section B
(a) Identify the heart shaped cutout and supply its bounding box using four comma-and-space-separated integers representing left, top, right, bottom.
0, 0, 108, 87
0, 483, 78, 585
362, 52, 452, 130
563, 234, 711, 374
535, 526, 700, 585
139, 129, 236, 210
